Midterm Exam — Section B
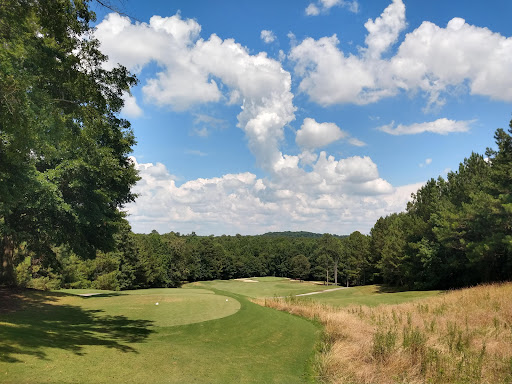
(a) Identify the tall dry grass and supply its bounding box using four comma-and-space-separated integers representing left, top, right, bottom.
256, 283, 512, 384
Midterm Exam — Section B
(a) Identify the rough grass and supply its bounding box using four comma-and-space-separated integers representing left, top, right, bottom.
186, 277, 329, 298
258, 283, 512, 384
0, 287, 320, 383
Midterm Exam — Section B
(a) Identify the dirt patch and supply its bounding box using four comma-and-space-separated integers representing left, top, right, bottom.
0, 288, 23, 313
0, 288, 62, 313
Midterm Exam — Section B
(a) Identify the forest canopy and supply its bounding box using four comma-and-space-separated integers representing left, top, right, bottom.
0, 0, 139, 285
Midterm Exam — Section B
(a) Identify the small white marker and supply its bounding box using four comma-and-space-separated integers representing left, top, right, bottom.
226, 299, 228, 301
155, 302, 159, 305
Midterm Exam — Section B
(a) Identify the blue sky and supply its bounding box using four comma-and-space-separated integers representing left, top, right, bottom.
92, 0, 512, 235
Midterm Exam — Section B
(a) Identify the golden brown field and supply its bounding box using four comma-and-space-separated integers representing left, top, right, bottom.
257, 283, 512, 384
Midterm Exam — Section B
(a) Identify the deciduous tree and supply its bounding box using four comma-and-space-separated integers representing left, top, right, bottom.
0, 0, 139, 285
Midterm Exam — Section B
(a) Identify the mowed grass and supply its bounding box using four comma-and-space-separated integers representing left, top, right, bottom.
0, 287, 320, 383
186, 277, 330, 298
60, 288, 241, 327
303, 284, 441, 307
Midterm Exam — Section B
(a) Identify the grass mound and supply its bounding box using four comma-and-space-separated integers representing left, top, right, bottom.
260, 283, 512, 384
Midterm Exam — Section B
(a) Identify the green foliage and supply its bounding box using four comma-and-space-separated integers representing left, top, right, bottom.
343, 231, 372, 285
370, 121, 512, 289
0, 0, 138, 285
29, 275, 62, 291
289, 254, 311, 281
15, 256, 32, 288
372, 324, 397, 362
372, 213, 410, 286
92, 271, 120, 291
315, 234, 342, 285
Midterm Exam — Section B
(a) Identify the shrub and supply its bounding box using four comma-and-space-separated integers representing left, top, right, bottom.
15, 256, 32, 287
92, 271, 120, 291
29, 276, 61, 290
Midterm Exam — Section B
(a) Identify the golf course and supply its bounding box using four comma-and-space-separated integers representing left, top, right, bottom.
0, 278, 441, 383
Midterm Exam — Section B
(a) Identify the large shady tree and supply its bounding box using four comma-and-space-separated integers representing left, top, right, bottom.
0, 0, 139, 285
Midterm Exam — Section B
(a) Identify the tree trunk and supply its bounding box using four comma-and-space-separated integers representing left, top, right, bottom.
1, 235, 16, 286
326, 267, 329, 286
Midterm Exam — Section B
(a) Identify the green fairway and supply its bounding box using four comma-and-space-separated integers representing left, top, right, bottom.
60, 288, 241, 327
0, 287, 320, 383
187, 277, 330, 298
298, 284, 441, 307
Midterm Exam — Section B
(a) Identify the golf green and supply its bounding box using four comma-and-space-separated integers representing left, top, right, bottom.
62, 288, 241, 327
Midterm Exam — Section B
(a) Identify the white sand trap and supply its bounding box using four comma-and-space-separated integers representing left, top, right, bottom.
77, 293, 103, 297
234, 278, 259, 283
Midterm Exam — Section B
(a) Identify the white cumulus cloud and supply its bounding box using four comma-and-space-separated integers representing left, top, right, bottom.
121, 92, 143, 118
378, 118, 472, 135
95, 13, 221, 110
306, 0, 359, 16
296, 118, 347, 149
348, 137, 366, 147
260, 30, 276, 44
95, 13, 295, 173
419, 158, 432, 168
363, 0, 406, 59
126, 157, 420, 235
305, 4, 320, 16
291, 0, 512, 108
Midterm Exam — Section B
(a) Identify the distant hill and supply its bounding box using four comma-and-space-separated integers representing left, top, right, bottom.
260, 231, 347, 239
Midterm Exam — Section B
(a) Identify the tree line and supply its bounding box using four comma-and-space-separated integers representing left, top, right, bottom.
1, 1, 510, 291
372, 125, 512, 289
8, 122, 511, 291
10, 227, 371, 290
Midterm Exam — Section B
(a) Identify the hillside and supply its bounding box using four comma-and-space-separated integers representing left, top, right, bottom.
260, 231, 347, 238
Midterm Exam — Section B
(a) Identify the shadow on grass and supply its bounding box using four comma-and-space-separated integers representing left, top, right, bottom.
77, 292, 125, 298
0, 289, 153, 363
376, 284, 410, 293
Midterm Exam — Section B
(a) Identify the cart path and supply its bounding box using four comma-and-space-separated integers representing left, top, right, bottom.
274, 286, 347, 298
295, 287, 347, 296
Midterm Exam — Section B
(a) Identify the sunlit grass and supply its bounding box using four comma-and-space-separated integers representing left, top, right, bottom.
305, 284, 441, 307
63, 288, 240, 327
186, 277, 329, 298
